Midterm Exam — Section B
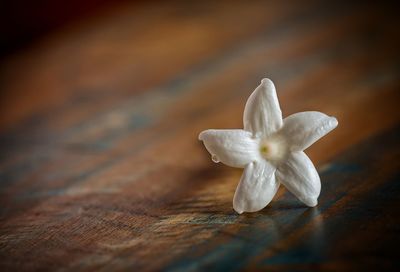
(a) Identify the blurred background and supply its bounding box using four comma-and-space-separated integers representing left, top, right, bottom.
0, 0, 398, 132
0, 0, 399, 270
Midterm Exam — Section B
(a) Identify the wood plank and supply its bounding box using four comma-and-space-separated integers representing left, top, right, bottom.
0, 0, 399, 271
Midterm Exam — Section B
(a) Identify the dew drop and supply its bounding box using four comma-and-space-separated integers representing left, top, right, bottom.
211, 154, 220, 163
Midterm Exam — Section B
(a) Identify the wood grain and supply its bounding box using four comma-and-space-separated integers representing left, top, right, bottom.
0, 1, 399, 271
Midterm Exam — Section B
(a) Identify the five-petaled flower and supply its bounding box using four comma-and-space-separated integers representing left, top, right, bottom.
199, 78, 338, 214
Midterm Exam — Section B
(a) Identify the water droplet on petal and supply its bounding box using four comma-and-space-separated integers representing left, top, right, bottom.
211, 154, 220, 163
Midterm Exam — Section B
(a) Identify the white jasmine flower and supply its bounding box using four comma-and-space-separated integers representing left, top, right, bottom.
199, 78, 338, 214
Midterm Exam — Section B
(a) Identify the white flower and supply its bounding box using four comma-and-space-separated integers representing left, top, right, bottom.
199, 78, 338, 214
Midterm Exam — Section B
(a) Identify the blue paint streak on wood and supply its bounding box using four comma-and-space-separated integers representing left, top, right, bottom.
165, 127, 400, 271
262, 172, 400, 267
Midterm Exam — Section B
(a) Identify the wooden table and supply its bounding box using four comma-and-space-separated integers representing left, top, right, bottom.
1, 1, 399, 271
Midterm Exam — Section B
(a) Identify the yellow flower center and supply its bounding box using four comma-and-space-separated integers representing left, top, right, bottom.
260, 145, 269, 154
259, 136, 288, 164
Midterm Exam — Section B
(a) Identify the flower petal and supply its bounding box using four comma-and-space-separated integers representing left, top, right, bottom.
243, 78, 283, 136
276, 151, 321, 207
199, 129, 260, 168
233, 160, 279, 213
280, 111, 338, 151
